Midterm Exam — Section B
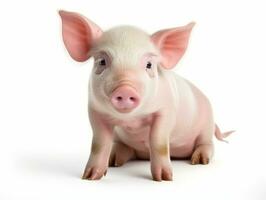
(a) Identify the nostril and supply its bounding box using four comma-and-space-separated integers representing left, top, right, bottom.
116, 96, 123, 101
129, 97, 136, 102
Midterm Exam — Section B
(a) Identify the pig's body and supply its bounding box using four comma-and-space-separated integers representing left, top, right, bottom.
59, 10, 232, 181
90, 72, 214, 160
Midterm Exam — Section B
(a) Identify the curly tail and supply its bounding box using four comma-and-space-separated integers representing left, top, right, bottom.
215, 124, 235, 143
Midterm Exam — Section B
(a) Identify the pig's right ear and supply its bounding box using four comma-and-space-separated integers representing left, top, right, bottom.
58, 10, 103, 62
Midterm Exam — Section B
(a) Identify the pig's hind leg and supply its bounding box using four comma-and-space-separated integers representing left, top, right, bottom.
109, 142, 136, 167
191, 124, 215, 165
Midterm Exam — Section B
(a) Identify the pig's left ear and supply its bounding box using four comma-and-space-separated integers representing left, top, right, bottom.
59, 10, 103, 62
151, 22, 195, 69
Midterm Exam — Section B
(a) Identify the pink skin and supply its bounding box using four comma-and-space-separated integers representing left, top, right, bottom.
59, 10, 232, 181
58, 10, 102, 62
110, 85, 140, 113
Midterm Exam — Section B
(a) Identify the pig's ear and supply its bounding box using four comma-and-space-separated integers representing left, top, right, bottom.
58, 10, 103, 62
151, 22, 195, 69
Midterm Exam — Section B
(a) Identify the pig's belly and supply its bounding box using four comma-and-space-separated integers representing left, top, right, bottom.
115, 126, 198, 159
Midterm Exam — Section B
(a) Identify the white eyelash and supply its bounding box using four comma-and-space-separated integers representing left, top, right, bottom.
95, 58, 103, 64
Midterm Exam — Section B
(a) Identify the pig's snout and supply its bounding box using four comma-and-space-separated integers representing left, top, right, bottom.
110, 85, 140, 113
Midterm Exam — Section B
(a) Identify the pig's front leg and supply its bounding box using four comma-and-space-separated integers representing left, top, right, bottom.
82, 109, 114, 180
149, 112, 174, 181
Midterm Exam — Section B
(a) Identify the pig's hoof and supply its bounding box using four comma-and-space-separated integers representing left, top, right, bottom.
151, 165, 173, 181
191, 144, 213, 165
109, 142, 136, 167
82, 166, 107, 180
191, 154, 209, 165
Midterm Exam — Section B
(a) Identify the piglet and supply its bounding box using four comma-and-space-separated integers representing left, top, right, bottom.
59, 10, 233, 181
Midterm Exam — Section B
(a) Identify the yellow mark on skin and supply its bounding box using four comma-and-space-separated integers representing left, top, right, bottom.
156, 144, 168, 156
91, 143, 101, 154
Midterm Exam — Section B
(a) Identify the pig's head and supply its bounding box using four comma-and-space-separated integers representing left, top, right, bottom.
59, 10, 194, 116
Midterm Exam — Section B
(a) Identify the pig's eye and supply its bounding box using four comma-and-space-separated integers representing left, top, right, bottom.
99, 59, 106, 66
146, 62, 152, 69
141, 54, 157, 78
145, 61, 154, 77
95, 53, 110, 74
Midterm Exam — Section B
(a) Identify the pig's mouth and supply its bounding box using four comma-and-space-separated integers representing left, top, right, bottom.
110, 84, 140, 113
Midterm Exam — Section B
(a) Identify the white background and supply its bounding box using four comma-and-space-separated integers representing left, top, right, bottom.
0, 0, 266, 199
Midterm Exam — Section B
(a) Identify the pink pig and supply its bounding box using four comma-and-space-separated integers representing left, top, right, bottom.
59, 10, 233, 181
